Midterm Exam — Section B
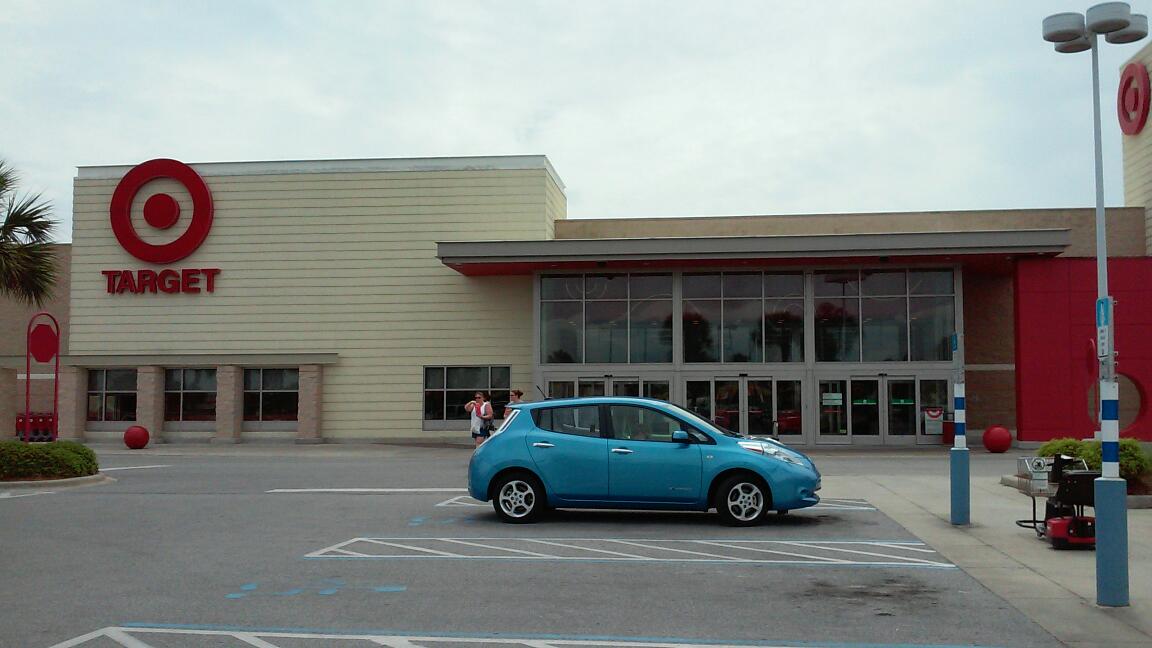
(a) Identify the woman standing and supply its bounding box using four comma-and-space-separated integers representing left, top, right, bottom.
466, 391, 494, 446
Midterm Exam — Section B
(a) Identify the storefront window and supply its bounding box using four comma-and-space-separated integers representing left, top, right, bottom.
541, 273, 672, 364
164, 368, 217, 421
815, 297, 860, 361
87, 369, 137, 422
683, 298, 722, 362
817, 269, 954, 363
909, 296, 954, 361
423, 365, 511, 422
243, 368, 299, 421
862, 297, 908, 362
765, 299, 804, 362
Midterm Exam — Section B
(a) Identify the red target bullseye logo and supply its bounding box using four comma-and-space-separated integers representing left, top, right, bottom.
1118, 63, 1150, 136
109, 158, 213, 264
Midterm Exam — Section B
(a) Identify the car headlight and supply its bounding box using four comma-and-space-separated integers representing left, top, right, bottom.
738, 441, 803, 465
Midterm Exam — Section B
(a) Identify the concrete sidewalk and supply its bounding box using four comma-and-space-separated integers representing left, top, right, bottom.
829, 457, 1152, 648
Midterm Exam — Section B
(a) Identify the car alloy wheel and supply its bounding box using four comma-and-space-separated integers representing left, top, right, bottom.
716, 474, 770, 526
492, 472, 545, 523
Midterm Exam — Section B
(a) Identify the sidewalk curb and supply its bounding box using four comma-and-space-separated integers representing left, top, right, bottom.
0, 473, 117, 490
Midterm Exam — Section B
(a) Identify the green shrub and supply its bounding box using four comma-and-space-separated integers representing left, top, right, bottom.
1036, 437, 1151, 481
0, 440, 100, 481
1036, 438, 1085, 459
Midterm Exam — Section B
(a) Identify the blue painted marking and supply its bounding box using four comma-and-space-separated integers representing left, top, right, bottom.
224, 593, 246, 599
239, 583, 257, 591
1097, 297, 1111, 327
408, 517, 427, 527
273, 588, 304, 596
120, 621, 1002, 648
954, 422, 966, 437
1102, 399, 1119, 421
954, 397, 965, 411
1102, 440, 1120, 463
373, 585, 408, 593
317, 588, 339, 596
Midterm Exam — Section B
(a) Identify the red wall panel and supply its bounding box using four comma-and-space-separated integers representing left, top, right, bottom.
1015, 257, 1152, 442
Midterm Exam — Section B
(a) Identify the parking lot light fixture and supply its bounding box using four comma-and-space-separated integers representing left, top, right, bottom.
1041, 1, 1147, 608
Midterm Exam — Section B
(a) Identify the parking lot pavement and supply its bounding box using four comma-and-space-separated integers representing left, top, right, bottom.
2, 447, 1063, 648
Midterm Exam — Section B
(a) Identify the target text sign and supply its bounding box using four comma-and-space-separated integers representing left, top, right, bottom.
104, 158, 221, 294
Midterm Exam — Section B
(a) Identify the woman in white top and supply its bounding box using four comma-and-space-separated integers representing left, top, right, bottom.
465, 391, 494, 446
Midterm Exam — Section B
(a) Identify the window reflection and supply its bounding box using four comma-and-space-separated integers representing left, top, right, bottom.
910, 296, 954, 361
765, 299, 804, 362
683, 299, 721, 362
815, 298, 860, 361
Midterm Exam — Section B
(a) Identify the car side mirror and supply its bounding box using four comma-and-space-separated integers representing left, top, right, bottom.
671, 430, 690, 442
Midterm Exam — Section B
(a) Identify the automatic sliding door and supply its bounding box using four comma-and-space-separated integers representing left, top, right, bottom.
818, 380, 849, 443
851, 379, 881, 442
887, 378, 917, 441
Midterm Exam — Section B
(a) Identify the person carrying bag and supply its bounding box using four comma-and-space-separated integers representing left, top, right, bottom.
466, 391, 494, 446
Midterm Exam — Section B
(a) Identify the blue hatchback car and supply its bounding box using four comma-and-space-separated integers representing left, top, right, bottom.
468, 397, 820, 525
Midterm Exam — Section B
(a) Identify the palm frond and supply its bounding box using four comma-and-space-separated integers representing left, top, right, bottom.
1, 191, 56, 244
0, 241, 58, 306
0, 160, 14, 200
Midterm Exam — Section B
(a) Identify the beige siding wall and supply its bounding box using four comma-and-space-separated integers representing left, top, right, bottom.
555, 208, 1146, 258
69, 162, 559, 440
1122, 40, 1152, 251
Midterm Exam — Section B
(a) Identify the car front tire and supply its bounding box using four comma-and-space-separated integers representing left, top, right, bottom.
491, 472, 546, 524
715, 474, 771, 527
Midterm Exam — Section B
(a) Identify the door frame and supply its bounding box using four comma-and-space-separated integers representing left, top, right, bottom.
681, 373, 808, 443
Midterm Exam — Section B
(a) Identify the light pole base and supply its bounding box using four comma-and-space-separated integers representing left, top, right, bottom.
1095, 476, 1129, 607
950, 447, 970, 526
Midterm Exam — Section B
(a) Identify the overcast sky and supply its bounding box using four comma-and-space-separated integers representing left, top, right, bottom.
3, 1, 1151, 242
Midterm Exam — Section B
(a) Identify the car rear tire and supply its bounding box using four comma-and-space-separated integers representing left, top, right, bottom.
715, 474, 771, 527
491, 472, 546, 524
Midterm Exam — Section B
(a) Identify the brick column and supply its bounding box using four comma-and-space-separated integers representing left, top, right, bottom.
56, 366, 87, 441
136, 366, 166, 443
296, 364, 323, 444
0, 368, 15, 440
214, 365, 243, 444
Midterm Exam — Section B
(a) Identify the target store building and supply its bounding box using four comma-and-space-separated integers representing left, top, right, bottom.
6, 54, 1152, 448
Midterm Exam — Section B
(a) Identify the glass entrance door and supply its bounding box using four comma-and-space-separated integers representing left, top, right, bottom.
817, 375, 928, 445
684, 377, 804, 440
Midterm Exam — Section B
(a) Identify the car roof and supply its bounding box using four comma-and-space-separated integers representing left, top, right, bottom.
512, 397, 677, 411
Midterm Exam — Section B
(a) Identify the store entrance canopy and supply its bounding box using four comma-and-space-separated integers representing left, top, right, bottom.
437, 229, 1071, 276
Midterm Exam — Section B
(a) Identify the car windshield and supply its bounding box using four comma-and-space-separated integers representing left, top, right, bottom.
662, 401, 744, 438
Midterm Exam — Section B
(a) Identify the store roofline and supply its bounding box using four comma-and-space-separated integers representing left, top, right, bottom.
437, 229, 1071, 275
76, 155, 565, 190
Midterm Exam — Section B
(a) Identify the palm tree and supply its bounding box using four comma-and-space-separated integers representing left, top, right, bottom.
0, 160, 58, 305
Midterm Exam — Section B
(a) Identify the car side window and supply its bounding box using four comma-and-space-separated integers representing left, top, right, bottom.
608, 405, 704, 443
532, 405, 601, 438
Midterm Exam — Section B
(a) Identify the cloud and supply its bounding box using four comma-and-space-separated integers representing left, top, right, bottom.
1, 0, 1147, 241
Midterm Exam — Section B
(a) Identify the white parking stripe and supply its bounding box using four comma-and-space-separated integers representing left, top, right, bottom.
521, 538, 648, 559
359, 539, 466, 557
690, 540, 852, 564
235, 634, 284, 648
779, 542, 952, 566
303, 537, 954, 568
604, 539, 744, 560
104, 628, 159, 648
101, 465, 171, 472
438, 538, 554, 557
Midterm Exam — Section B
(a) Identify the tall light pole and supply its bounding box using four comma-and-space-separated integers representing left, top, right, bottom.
1042, 1, 1147, 608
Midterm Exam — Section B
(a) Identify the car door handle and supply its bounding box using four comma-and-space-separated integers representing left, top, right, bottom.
532, 442, 555, 448
611, 448, 634, 454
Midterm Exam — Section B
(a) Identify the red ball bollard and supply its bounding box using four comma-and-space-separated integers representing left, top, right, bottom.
982, 425, 1012, 453
124, 425, 150, 450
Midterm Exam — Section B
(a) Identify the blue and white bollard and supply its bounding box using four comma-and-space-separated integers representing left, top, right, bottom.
1096, 379, 1128, 606
950, 382, 970, 526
